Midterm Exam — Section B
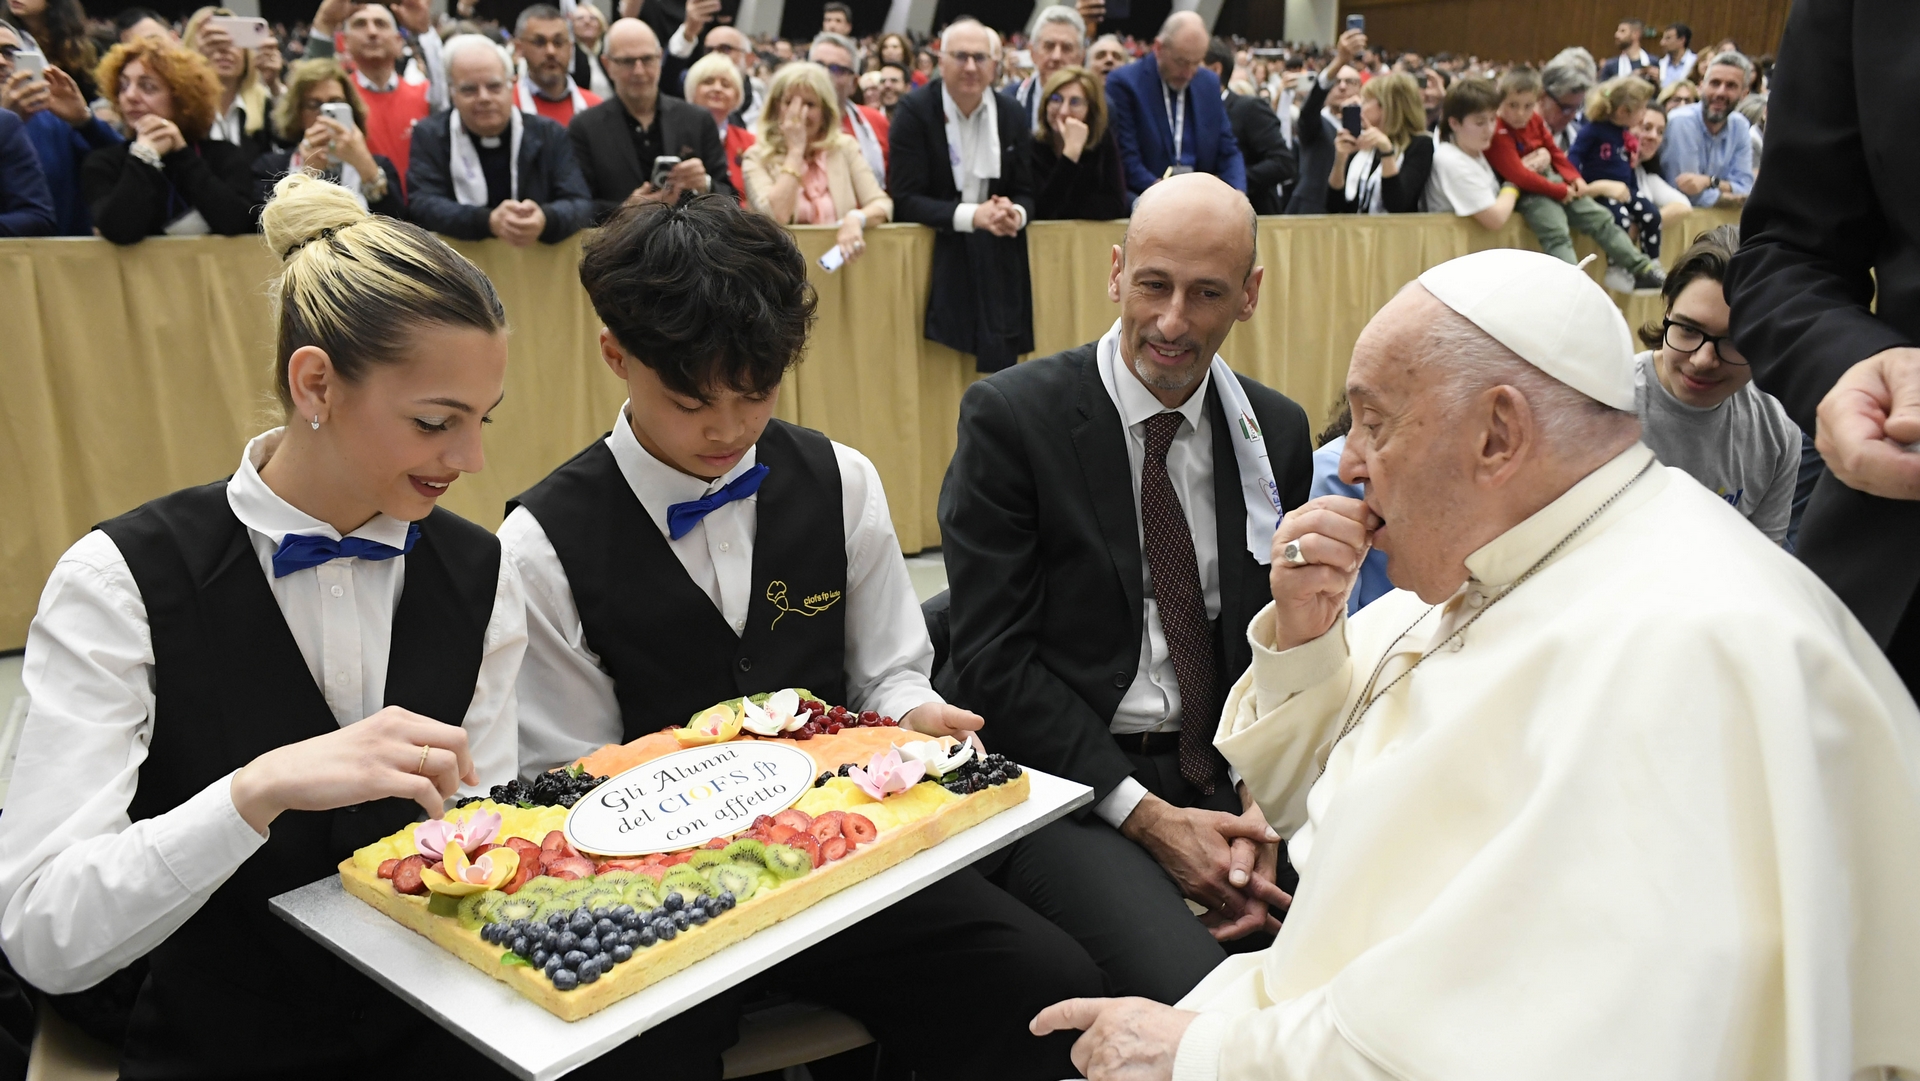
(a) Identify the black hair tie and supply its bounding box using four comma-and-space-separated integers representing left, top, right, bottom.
285, 224, 347, 257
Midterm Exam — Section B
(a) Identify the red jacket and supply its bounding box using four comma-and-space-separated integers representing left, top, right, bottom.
357, 78, 431, 192
1487, 112, 1581, 201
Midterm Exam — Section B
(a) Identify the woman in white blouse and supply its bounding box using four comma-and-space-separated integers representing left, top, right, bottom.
0, 174, 526, 1076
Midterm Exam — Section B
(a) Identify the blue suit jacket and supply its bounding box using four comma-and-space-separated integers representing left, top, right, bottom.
1105, 52, 1245, 201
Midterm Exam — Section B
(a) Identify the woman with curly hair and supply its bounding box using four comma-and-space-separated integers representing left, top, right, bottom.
83, 37, 256, 243
182, 5, 277, 161
3, 0, 99, 99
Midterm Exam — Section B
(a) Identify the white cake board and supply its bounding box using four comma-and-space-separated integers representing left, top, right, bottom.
270, 768, 1092, 1080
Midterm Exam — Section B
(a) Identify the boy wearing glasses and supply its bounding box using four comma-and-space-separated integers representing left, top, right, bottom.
1634, 225, 1802, 544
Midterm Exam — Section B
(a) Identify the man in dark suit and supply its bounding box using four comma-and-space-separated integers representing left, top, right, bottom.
1285, 27, 1364, 215
888, 18, 1034, 373
1105, 10, 1245, 206
1726, 0, 1920, 693
567, 17, 729, 223
405, 35, 595, 243
938, 172, 1312, 1004
1202, 36, 1294, 215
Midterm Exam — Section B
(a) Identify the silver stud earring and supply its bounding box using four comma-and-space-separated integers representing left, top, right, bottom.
310, 415, 321, 430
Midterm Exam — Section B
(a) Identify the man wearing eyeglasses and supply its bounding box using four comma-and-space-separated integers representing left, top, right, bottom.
810, 31, 888, 184
1537, 50, 1592, 153
1105, 10, 1245, 206
567, 16, 729, 222
1014, 5, 1085, 130
1633, 226, 1800, 545
1282, 27, 1362, 215
513, 3, 601, 125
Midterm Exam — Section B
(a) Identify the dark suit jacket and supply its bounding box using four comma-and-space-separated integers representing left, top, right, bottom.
936, 344, 1313, 807
887, 80, 1034, 372
1726, 0, 1920, 647
404, 110, 594, 242
1285, 74, 1336, 214
1105, 53, 1245, 201
567, 93, 731, 223
1225, 89, 1295, 215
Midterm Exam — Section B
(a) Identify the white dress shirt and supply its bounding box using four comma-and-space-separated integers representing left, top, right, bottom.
1657, 49, 1697, 87
1092, 325, 1223, 828
943, 85, 1027, 235
0, 430, 525, 993
502, 405, 943, 775
209, 98, 246, 145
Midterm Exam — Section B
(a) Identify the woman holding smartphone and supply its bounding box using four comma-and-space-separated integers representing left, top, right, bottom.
0, 173, 526, 1077
182, 6, 275, 160
252, 57, 403, 217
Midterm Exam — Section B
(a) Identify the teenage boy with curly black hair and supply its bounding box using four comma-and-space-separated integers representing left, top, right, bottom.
499, 193, 1105, 1079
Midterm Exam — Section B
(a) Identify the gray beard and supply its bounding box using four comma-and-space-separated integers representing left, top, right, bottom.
1130, 348, 1206, 393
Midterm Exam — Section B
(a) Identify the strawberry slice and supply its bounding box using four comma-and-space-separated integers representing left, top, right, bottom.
822, 835, 849, 862
842, 813, 877, 845
660, 852, 694, 867
791, 832, 823, 868
808, 811, 845, 843
766, 823, 799, 845
501, 858, 539, 894
752, 815, 779, 831
772, 808, 814, 832
547, 855, 596, 880
392, 855, 429, 895
704, 837, 732, 850
540, 830, 576, 866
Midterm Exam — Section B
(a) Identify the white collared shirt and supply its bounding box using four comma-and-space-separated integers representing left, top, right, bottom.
209, 98, 245, 145
0, 430, 525, 994
501, 404, 943, 775
1658, 49, 1698, 86
942, 85, 1027, 235
1091, 327, 1222, 827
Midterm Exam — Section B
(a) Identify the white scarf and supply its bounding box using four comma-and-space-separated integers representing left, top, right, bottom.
1098, 320, 1285, 564
845, 103, 887, 185
941, 84, 1000, 199
447, 107, 521, 207
516, 70, 589, 116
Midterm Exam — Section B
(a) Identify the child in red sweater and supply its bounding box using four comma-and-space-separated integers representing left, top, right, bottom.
1485, 67, 1665, 292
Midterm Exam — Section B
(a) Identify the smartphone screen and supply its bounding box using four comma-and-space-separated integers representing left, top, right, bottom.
1345, 13, 1365, 32
817, 246, 846, 273
1341, 103, 1363, 136
649, 155, 682, 189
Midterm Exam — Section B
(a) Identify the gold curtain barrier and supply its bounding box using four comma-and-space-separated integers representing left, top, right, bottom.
0, 208, 1737, 650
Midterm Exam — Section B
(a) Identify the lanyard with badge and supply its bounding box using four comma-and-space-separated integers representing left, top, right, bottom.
1162, 82, 1194, 178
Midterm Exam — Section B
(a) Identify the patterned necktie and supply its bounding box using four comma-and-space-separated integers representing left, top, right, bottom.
1141, 411, 1222, 793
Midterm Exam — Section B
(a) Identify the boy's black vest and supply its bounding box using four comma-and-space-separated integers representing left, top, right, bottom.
509, 420, 848, 738
79, 481, 499, 1079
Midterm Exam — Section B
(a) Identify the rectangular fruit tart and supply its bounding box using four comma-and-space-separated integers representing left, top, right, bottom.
338, 689, 1028, 1021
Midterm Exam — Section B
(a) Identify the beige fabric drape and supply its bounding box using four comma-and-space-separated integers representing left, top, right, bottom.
0, 209, 1737, 649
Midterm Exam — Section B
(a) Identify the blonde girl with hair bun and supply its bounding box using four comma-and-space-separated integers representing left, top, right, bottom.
0, 171, 528, 1078
741, 60, 892, 264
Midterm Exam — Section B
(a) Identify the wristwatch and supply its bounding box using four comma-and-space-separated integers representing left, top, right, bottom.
361, 167, 389, 203
129, 141, 164, 169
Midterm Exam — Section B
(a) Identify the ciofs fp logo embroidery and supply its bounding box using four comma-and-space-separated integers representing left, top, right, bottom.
766, 580, 843, 629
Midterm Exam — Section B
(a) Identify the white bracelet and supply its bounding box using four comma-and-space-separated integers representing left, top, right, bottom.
845, 209, 866, 229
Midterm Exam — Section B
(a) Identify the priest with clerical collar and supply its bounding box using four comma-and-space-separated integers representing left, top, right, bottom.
1032, 248, 1920, 1080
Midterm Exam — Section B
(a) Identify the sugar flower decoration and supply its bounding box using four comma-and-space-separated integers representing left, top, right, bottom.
413, 810, 500, 862
899, 736, 973, 777
741, 689, 813, 737
422, 842, 520, 896
846, 747, 925, 800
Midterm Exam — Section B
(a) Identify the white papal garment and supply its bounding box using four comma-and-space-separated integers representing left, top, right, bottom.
1171, 443, 1920, 1081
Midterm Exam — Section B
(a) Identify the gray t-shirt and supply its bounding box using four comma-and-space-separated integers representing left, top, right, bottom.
1633, 350, 1803, 544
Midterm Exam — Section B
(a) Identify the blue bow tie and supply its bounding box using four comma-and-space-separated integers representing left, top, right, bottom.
272, 523, 421, 578
666, 463, 769, 540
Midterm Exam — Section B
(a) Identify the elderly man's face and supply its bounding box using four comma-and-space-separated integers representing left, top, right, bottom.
810, 40, 856, 104
1031, 20, 1083, 82
604, 21, 663, 102
706, 26, 752, 74
1107, 179, 1262, 408
1537, 86, 1584, 132
940, 24, 995, 101
450, 47, 512, 137
1337, 290, 1492, 601
1155, 25, 1206, 90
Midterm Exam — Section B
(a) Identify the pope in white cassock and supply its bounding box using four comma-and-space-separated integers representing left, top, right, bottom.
1032, 249, 1920, 1080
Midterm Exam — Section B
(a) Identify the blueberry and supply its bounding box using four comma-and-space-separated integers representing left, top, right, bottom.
649, 906, 669, 923
611, 943, 634, 963
592, 950, 612, 969
656, 922, 678, 941
509, 936, 530, 955
688, 908, 710, 925
717, 891, 736, 908
479, 924, 499, 944
551, 968, 580, 991
613, 903, 635, 918
577, 959, 601, 984
672, 910, 691, 930
554, 931, 580, 953
563, 949, 589, 968
547, 913, 567, 930
663, 893, 684, 912
595, 918, 619, 939
579, 935, 600, 955
619, 910, 641, 930
543, 954, 565, 976
569, 912, 594, 935
531, 948, 550, 967
591, 906, 611, 921
636, 926, 658, 947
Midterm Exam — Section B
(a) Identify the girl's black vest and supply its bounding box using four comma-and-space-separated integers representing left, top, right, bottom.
75, 481, 499, 1079
508, 420, 848, 738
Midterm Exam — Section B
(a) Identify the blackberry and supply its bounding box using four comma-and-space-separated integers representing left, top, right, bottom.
815, 772, 833, 788
837, 763, 855, 777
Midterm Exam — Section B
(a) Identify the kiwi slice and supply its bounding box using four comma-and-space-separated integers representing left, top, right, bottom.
513, 876, 564, 899
706, 864, 759, 901
574, 884, 627, 913
723, 838, 768, 867
492, 894, 542, 924
595, 870, 643, 891
623, 880, 662, 912
455, 890, 504, 930
661, 866, 711, 902
762, 844, 811, 881
687, 850, 731, 870
534, 896, 579, 922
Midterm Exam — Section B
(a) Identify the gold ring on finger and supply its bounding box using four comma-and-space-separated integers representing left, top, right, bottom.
415, 744, 432, 774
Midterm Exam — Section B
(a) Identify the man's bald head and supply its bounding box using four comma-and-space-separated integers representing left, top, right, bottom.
1126, 171, 1258, 281
1155, 11, 1208, 89
606, 16, 660, 51
1108, 173, 1264, 408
